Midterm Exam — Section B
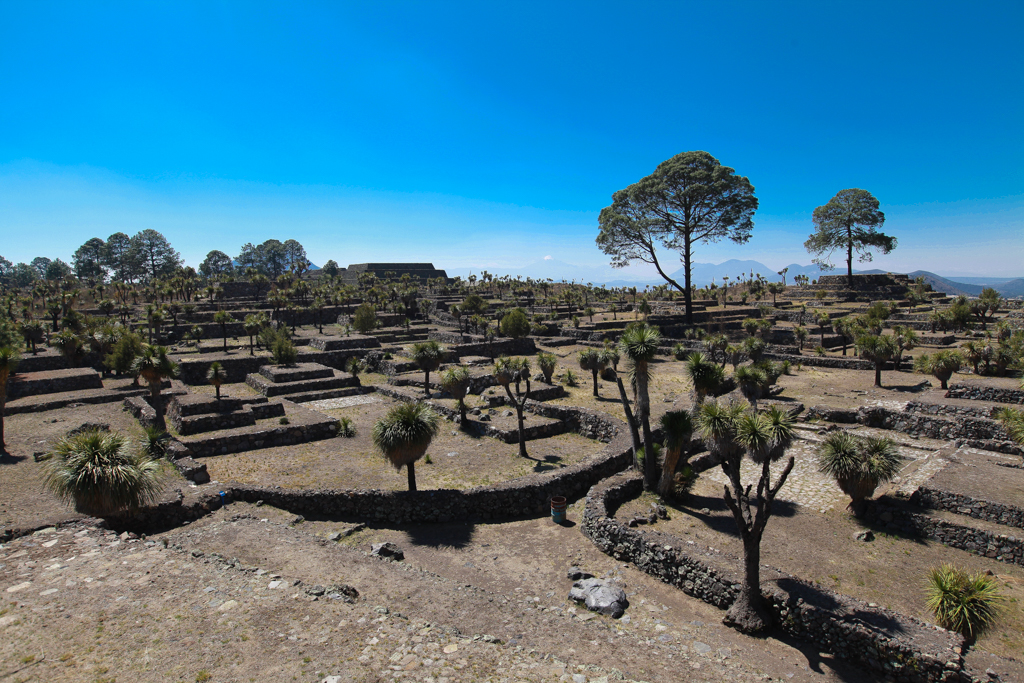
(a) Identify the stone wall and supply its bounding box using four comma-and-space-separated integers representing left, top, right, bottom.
857, 406, 1021, 455
945, 383, 1024, 405
7, 368, 104, 399
426, 332, 538, 358
868, 502, 1024, 568
905, 401, 997, 420
763, 353, 876, 371
911, 487, 1024, 531
180, 417, 340, 458
581, 473, 966, 683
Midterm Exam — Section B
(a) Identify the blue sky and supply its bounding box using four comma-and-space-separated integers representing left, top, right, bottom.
1, 1, 1021, 277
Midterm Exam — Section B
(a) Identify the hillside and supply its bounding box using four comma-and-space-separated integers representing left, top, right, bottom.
907, 271, 983, 297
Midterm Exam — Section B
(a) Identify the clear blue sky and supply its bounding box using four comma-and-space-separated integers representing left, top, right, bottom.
1, 1, 1021, 277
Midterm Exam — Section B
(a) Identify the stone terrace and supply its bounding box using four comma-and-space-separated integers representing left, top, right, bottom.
245, 362, 363, 403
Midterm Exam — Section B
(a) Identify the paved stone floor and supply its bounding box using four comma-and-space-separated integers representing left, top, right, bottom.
702, 429, 946, 514
306, 394, 382, 412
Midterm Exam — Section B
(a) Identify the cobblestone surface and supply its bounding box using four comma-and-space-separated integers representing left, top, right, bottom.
703, 431, 944, 514
305, 394, 382, 412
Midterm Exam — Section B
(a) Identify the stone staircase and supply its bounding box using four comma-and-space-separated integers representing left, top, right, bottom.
245, 362, 363, 403
167, 394, 285, 436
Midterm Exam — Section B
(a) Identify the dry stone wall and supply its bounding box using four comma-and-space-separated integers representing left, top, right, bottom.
581, 473, 967, 683
945, 383, 1024, 405
911, 487, 1024, 531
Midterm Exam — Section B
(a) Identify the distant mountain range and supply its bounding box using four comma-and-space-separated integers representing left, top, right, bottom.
445, 259, 1024, 297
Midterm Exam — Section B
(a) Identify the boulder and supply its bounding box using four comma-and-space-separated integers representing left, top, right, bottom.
370, 541, 404, 561
568, 578, 628, 618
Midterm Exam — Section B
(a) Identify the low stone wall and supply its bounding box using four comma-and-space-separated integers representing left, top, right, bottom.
868, 502, 1024, 568
225, 430, 634, 525
7, 368, 104, 399
804, 405, 859, 423
581, 473, 966, 683
857, 406, 1021, 455
483, 383, 567, 406
180, 415, 340, 458
175, 349, 375, 384
763, 353, 875, 370
426, 332, 538, 358
905, 401, 997, 420
13, 352, 68, 373
911, 487, 1024, 531
309, 335, 381, 351
945, 383, 1024, 405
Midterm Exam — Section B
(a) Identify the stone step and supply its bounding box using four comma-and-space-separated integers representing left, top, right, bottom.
258, 362, 335, 383
272, 386, 372, 404
7, 368, 104, 399
246, 371, 359, 397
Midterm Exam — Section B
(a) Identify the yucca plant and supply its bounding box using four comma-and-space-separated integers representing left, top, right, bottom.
338, 416, 356, 438
440, 365, 471, 424
620, 323, 661, 489
42, 429, 167, 517
685, 351, 723, 406
925, 564, 1002, 639
493, 356, 532, 457
206, 361, 227, 400
410, 340, 445, 397
658, 410, 693, 498
914, 350, 963, 390
371, 403, 439, 491
562, 368, 579, 387
578, 348, 606, 397
995, 407, 1024, 450
817, 431, 902, 516
536, 352, 557, 384
734, 365, 768, 411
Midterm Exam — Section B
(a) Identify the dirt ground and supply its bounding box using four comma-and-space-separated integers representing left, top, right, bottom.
1, 503, 874, 683
613, 473, 1024, 663
202, 396, 601, 492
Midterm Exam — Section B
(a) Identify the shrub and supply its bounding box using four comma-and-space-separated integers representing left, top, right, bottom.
42, 429, 167, 517
563, 368, 579, 387
499, 308, 530, 339
926, 564, 1002, 638
339, 417, 356, 437
536, 352, 557, 383
352, 303, 378, 334
265, 328, 296, 365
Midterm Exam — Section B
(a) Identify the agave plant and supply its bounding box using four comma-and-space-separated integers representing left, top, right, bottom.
42, 429, 167, 517
685, 352, 723, 406
371, 403, 439, 491
926, 564, 1003, 639
914, 350, 963, 390
817, 432, 902, 516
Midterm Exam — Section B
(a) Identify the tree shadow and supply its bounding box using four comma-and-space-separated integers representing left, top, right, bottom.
770, 629, 879, 682
0, 447, 27, 465
403, 520, 477, 550
529, 454, 564, 472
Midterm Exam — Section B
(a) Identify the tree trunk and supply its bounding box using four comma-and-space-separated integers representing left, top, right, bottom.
683, 239, 693, 326
458, 400, 467, 425
516, 407, 528, 458
659, 447, 681, 498
222, 328, 228, 352
0, 400, 6, 448
874, 365, 882, 387
637, 369, 657, 491
616, 377, 642, 469
407, 462, 416, 491
591, 367, 599, 397
724, 534, 774, 633
846, 225, 854, 288
424, 371, 431, 397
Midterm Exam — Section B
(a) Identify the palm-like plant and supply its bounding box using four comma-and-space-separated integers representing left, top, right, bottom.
131, 345, 179, 429
995, 407, 1024, 451
914, 350, 963, 390
410, 340, 445, 397
817, 431, 902, 516
619, 323, 661, 489
243, 314, 261, 355
734, 365, 768, 411
856, 334, 898, 387
440, 365, 471, 424
658, 410, 693, 498
371, 402, 439, 491
696, 401, 795, 633
0, 347, 21, 449
794, 325, 808, 352
891, 325, 918, 371
578, 348, 607, 397
536, 352, 557, 384
493, 356, 532, 458
926, 564, 1003, 639
52, 329, 85, 367
207, 361, 227, 400
685, 351, 724, 406
213, 310, 234, 353
42, 429, 167, 517
19, 321, 44, 355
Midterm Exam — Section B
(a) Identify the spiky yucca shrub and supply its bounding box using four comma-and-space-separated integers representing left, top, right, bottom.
659, 410, 693, 498
926, 564, 1002, 639
371, 403, 439, 491
206, 361, 227, 400
536, 352, 557, 383
817, 432, 902, 516
440, 365, 471, 424
42, 429, 166, 517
